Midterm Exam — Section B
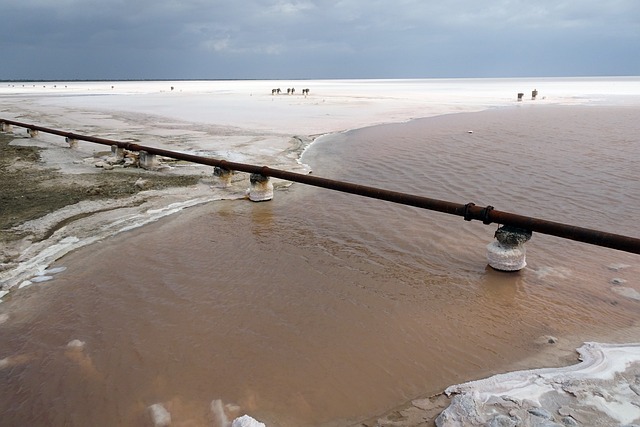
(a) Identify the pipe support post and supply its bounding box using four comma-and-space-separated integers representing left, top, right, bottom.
249, 173, 273, 202
111, 145, 125, 160
139, 150, 159, 170
65, 137, 79, 149
487, 226, 532, 272
213, 166, 233, 188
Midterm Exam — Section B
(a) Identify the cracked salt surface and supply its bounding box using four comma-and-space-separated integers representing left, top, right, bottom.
438, 343, 640, 426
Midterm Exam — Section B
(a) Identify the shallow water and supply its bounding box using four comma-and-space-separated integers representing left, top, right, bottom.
1, 105, 639, 426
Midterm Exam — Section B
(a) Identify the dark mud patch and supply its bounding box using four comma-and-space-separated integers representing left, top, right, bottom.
0, 133, 199, 242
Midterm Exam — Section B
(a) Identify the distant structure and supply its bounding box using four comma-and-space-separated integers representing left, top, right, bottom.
275, 88, 309, 96
517, 90, 539, 102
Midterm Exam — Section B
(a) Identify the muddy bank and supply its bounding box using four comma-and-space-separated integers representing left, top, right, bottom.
0, 134, 198, 239
0, 132, 210, 284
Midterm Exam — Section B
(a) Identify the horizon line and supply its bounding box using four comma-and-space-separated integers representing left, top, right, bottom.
2, 74, 639, 84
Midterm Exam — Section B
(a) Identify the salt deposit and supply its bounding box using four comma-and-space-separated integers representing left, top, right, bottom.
231, 415, 266, 427
148, 403, 171, 427
41, 266, 67, 275
210, 399, 230, 427
438, 343, 640, 426
29, 275, 53, 283
486, 241, 526, 271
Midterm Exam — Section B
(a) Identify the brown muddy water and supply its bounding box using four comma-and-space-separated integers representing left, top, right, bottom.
1, 105, 639, 426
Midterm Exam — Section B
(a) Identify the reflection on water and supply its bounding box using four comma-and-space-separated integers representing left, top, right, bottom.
1, 106, 639, 426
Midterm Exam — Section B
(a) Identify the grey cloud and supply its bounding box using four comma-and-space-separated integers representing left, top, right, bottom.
0, 0, 638, 79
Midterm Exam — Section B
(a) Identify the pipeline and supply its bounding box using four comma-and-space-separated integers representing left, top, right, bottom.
2, 118, 639, 255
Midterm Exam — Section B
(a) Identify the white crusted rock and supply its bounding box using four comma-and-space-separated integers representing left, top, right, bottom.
232, 415, 266, 427
148, 403, 171, 427
67, 339, 85, 349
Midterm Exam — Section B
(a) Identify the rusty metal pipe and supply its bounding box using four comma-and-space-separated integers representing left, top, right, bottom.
2, 118, 639, 255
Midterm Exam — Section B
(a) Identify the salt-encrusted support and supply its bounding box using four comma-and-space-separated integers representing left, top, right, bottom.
249, 173, 273, 202
139, 150, 158, 170
486, 225, 532, 271
27, 128, 38, 138
1, 122, 13, 132
517, 93, 524, 101
213, 166, 233, 188
532, 89, 538, 100
111, 144, 125, 160
65, 137, 78, 148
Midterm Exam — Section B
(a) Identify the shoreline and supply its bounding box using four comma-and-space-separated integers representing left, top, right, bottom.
2, 80, 640, 426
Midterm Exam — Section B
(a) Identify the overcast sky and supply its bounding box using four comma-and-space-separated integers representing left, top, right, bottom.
1, 0, 638, 80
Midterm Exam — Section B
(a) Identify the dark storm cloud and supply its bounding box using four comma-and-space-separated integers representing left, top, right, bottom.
1, 0, 638, 79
